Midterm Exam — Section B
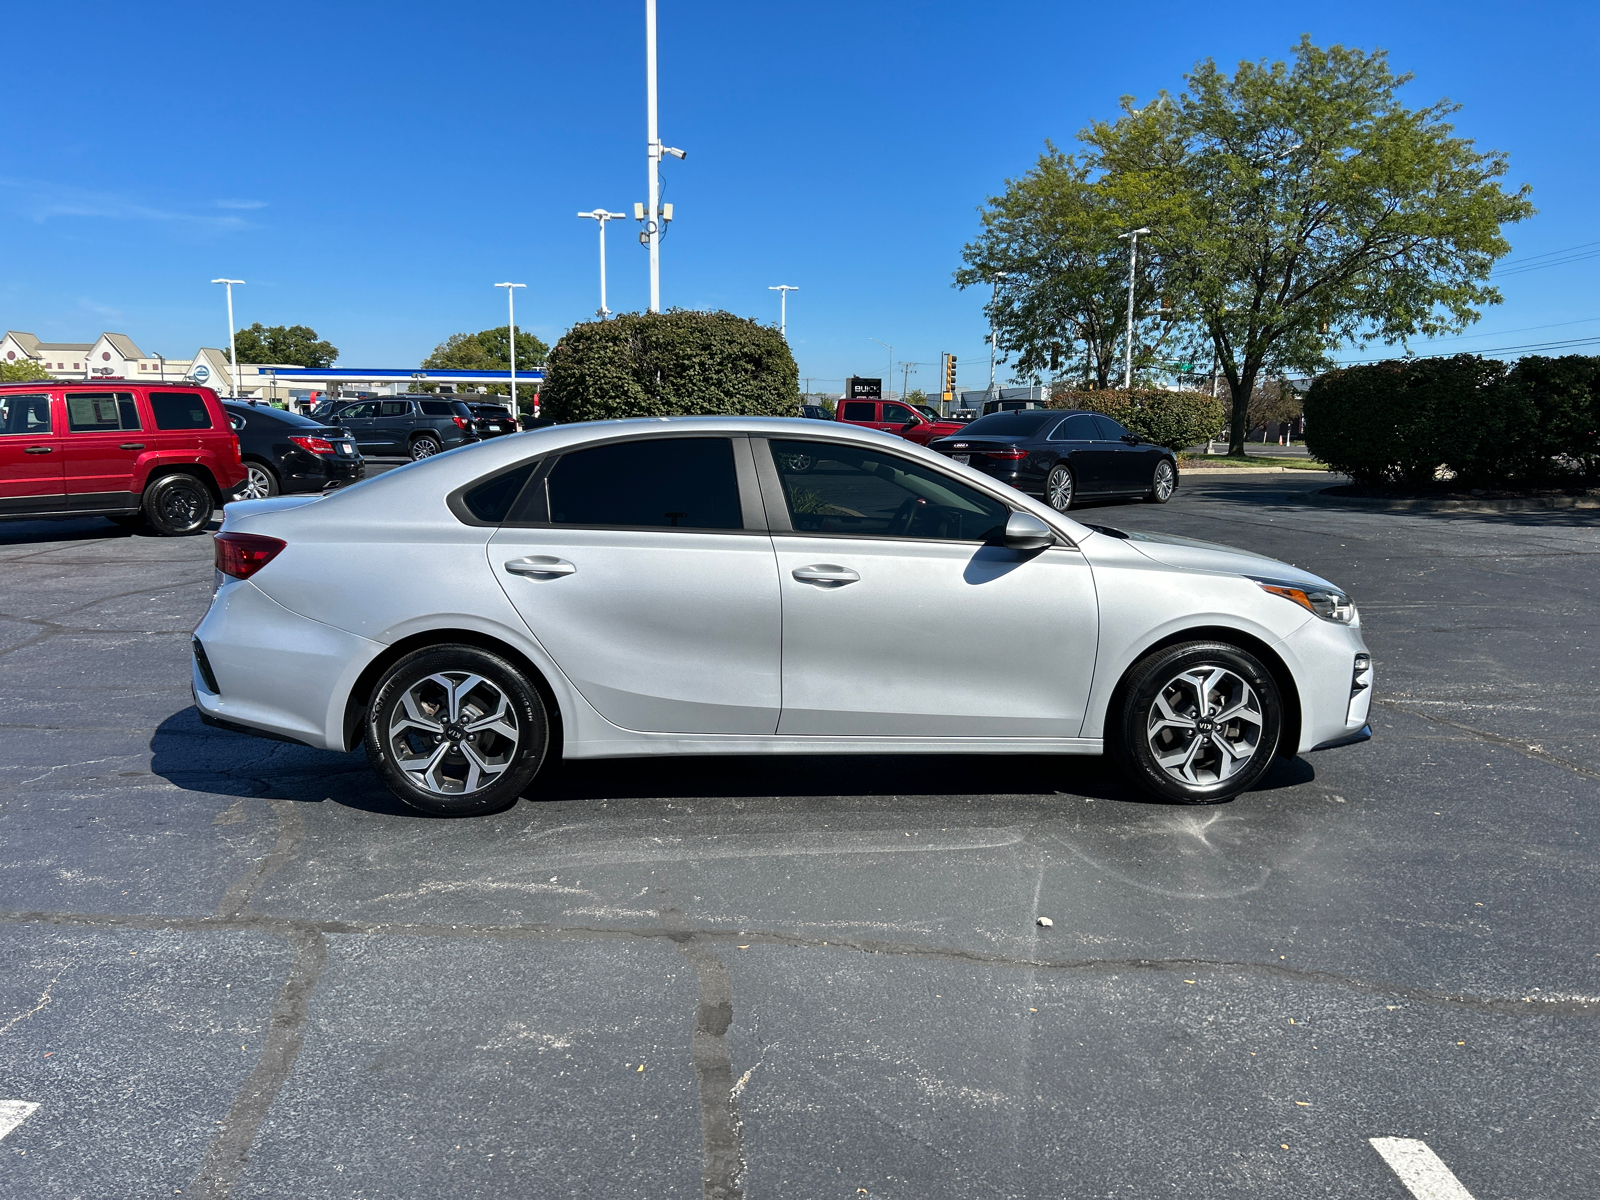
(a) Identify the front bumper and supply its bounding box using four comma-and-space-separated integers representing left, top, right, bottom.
1280, 617, 1374, 754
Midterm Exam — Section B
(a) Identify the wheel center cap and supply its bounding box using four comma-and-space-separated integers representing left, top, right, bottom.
1196, 718, 1217, 737
445, 724, 465, 742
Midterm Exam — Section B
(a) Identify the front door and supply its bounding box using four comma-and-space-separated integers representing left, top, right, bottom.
761, 437, 1099, 737
489, 435, 782, 735
62, 390, 144, 508
0, 391, 64, 513
336, 401, 383, 451
1047, 413, 1120, 494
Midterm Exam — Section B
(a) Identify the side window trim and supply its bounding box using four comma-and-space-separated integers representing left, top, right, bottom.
750, 437, 793, 533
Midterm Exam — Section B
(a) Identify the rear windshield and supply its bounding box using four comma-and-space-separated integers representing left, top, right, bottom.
225, 403, 325, 429
958, 410, 1057, 436
149, 391, 214, 430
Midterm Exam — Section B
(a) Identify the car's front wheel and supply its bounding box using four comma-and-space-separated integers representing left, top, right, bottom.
1146, 459, 1176, 503
365, 644, 550, 816
1046, 463, 1076, 512
410, 434, 442, 460
142, 473, 215, 536
1110, 641, 1283, 803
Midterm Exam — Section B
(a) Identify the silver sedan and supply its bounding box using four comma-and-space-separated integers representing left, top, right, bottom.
192, 417, 1373, 815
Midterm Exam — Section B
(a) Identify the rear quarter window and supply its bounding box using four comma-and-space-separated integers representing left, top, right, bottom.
419, 401, 454, 416
149, 391, 214, 430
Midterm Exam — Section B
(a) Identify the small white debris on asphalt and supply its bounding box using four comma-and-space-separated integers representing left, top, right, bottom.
1036, 917, 1054, 928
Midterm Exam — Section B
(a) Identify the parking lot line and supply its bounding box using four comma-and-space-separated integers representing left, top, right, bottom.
0, 1100, 40, 1141
1370, 1138, 1477, 1200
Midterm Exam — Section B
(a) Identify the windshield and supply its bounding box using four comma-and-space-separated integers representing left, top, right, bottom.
958, 410, 1057, 437
913, 404, 942, 422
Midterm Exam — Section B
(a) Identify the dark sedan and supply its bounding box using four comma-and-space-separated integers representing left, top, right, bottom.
224, 402, 364, 499
927, 408, 1177, 512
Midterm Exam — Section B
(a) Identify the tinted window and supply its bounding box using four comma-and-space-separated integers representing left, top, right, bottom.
1049, 414, 1101, 441
149, 391, 213, 430
66, 392, 140, 432
547, 437, 741, 529
450, 401, 474, 418
881, 403, 918, 424
462, 462, 537, 523
0, 394, 52, 436
840, 401, 876, 421
340, 402, 379, 419
962, 410, 1057, 437
225, 403, 324, 430
419, 400, 454, 416
380, 401, 410, 417
1094, 415, 1129, 440
770, 439, 1008, 542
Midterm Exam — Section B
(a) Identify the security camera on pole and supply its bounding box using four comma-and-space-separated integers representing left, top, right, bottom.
637, 0, 686, 314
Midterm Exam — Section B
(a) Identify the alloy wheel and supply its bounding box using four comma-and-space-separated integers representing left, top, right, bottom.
411, 437, 440, 460
1047, 465, 1075, 512
1145, 665, 1264, 786
1152, 461, 1175, 501
242, 465, 273, 500
386, 671, 520, 795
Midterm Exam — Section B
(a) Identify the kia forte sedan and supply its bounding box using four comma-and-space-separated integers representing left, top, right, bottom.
192, 418, 1372, 816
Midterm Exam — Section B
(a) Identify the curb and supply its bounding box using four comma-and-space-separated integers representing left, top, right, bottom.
1309, 490, 1600, 514
1180, 466, 1332, 476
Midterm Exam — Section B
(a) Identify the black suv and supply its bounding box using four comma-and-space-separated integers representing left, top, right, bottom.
465, 402, 516, 439
321, 397, 478, 460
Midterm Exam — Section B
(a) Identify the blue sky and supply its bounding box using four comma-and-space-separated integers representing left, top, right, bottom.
4, 1, 1597, 394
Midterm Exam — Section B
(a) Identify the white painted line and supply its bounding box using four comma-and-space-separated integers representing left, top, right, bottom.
0, 1100, 40, 1142
1370, 1138, 1477, 1200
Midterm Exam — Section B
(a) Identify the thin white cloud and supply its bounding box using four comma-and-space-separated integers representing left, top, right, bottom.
0, 178, 254, 233
216, 198, 269, 210
77, 297, 124, 321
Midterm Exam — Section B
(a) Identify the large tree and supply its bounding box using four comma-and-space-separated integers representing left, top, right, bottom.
232, 323, 338, 368
421, 326, 549, 399
1087, 37, 1533, 452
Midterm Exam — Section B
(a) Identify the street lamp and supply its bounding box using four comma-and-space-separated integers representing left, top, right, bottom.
579, 209, 627, 317
987, 270, 1008, 401
869, 338, 893, 403
495, 282, 527, 411
641, 0, 686, 313
1115, 228, 1151, 389
769, 285, 799, 338
211, 278, 244, 397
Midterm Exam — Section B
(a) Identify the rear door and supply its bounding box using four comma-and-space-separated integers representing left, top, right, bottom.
0, 391, 64, 513
1092, 415, 1150, 491
61, 390, 145, 507
837, 400, 878, 429
378, 400, 416, 453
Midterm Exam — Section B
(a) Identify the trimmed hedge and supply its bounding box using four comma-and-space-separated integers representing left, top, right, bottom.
1304, 355, 1600, 485
540, 310, 798, 423
1049, 388, 1226, 452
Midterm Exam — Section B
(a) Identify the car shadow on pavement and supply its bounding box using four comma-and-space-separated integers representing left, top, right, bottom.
150, 706, 1317, 817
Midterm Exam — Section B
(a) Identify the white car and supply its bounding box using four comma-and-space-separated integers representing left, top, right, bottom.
192, 417, 1373, 815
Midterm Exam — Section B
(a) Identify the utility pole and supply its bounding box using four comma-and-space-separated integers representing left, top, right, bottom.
768, 285, 799, 338
1116, 228, 1150, 389
495, 282, 526, 410
578, 210, 626, 317
642, 0, 685, 313
869, 338, 893, 402
900, 361, 917, 400
987, 271, 1007, 402
211, 279, 244, 398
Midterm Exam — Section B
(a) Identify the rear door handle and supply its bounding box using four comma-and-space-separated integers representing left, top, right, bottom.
23, 446, 52, 454
119, 443, 145, 450
792, 564, 859, 586
504, 555, 576, 578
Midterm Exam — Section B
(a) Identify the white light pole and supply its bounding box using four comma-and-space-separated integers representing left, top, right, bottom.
987, 271, 1007, 401
211, 278, 244, 397
642, 0, 686, 313
495, 282, 526, 410
769, 285, 799, 338
579, 210, 626, 317
1116, 227, 1151, 389
869, 338, 893, 403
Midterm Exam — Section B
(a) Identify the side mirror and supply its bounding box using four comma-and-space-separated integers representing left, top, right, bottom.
1003, 511, 1055, 551
1121, 432, 1140, 445
901, 420, 918, 431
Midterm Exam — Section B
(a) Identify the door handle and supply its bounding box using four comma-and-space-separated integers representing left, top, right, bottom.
792, 564, 859, 586
504, 555, 576, 578
23, 446, 52, 454
119, 443, 145, 450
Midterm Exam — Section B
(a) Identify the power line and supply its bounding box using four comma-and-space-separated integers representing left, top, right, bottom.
1493, 240, 1600, 278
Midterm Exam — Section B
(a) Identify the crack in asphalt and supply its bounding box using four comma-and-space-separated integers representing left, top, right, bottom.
1376, 698, 1600, 782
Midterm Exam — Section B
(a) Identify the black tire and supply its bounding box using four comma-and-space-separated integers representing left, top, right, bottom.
1109, 640, 1283, 803
242, 461, 280, 500
142, 473, 215, 537
364, 644, 549, 817
1045, 463, 1076, 512
1146, 459, 1176, 504
410, 434, 442, 461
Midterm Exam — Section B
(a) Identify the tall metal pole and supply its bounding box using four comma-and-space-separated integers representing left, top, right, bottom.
987, 271, 1006, 399
1117, 228, 1150, 389
769, 285, 798, 338
869, 338, 893, 403
646, 0, 660, 313
496, 282, 526, 409
212, 278, 244, 398
580, 211, 626, 317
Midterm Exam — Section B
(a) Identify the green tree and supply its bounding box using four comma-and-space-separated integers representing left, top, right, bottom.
0, 359, 52, 382
421, 326, 549, 401
541, 311, 797, 423
232, 323, 339, 368
1086, 37, 1533, 453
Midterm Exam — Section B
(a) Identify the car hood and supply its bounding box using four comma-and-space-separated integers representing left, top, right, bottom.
1103, 527, 1337, 590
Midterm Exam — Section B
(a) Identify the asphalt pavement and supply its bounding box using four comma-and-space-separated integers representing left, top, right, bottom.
0, 470, 1596, 1199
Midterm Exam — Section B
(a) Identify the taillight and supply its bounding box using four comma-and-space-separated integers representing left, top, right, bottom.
232, 436, 242, 464
452, 416, 470, 430
214, 532, 286, 580
982, 448, 1028, 460
289, 435, 336, 455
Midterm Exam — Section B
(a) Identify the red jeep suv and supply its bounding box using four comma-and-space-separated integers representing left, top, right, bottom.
0, 382, 247, 536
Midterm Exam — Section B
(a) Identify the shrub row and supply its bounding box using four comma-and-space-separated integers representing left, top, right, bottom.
1304, 355, 1600, 486
1048, 388, 1226, 452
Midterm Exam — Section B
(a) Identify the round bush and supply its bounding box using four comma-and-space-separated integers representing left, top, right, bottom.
1048, 388, 1226, 452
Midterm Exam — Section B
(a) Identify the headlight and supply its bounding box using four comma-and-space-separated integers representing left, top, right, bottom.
1251, 577, 1357, 624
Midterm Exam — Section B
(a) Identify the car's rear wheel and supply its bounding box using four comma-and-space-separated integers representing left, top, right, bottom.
1046, 463, 1076, 512
142, 473, 215, 537
410, 434, 442, 461
1146, 459, 1176, 503
1110, 641, 1283, 803
242, 461, 279, 500
365, 644, 550, 816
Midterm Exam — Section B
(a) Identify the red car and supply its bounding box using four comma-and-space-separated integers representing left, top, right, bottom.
834, 398, 967, 446
0, 381, 248, 535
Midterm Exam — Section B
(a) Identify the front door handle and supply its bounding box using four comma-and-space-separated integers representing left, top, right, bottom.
792, 564, 859, 587
504, 555, 576, 579
23, 446, 53, 454
120, 442, 145, 450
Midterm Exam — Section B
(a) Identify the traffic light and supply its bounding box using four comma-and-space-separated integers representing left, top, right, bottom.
944, 354, 958, 397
